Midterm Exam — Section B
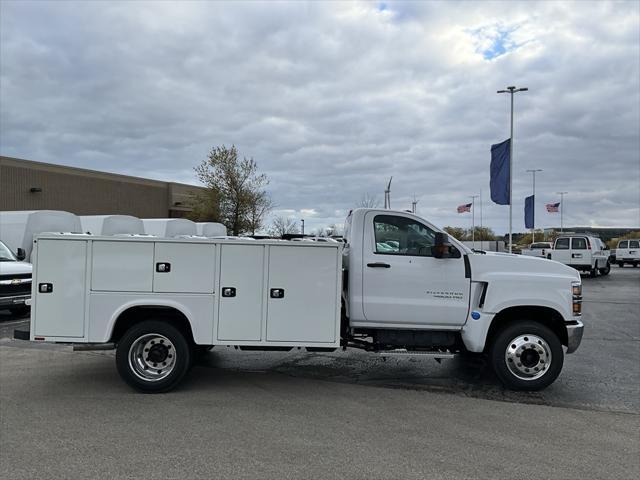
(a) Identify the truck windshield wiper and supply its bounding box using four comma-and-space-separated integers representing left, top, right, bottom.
471, 249, 487, 254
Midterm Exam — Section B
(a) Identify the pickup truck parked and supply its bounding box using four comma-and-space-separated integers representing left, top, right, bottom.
0, 240, 32, 317
549, 235, 610, 277
521, 242, 553, 259
615, 239, 640, 267
16, 209, 584, 393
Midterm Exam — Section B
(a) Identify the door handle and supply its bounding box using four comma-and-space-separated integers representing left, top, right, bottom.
367, 262, 391, 268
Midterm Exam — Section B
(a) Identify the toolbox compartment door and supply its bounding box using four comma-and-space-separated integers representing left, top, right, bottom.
217, 244, 264, 341
266, 245, 338, 343
92, 241, 153, 292
34, 239, 87, 338
153, 242, 215, 294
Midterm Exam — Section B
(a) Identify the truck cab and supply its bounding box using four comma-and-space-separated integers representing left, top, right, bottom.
343, 209, 584, 390
0, 240, 32, 317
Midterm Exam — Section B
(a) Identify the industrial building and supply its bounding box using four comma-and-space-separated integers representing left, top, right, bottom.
0, 156, 207, 218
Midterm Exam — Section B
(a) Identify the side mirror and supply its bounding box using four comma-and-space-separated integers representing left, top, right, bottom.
432, 232, 451, 259
16, 248, 26, 261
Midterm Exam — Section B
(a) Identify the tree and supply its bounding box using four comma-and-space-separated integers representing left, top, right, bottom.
193, 145, 272, 235
357, 193, 381, 208
443, 226, 467, 240
269, 216, 299, 237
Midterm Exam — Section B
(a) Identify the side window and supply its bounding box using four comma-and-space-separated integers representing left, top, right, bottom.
555, 238, 570, 250
630, 240, 639, 249
572, 238, 587, 250
618, 241, 628, 249
373, 215, 436, 257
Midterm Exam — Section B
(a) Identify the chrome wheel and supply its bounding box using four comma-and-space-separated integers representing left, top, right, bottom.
128, 333, 176, 382
504, 334, 552, 381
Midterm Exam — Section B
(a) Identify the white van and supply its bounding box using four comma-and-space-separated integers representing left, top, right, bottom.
142, 219, 197, 237
80, 215, 144, 236
550, 235, 610, 277
0, 210, 81, 262
615, 239, 640, 267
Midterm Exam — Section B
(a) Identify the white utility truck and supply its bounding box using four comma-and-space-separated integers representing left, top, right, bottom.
549, 235, 610, 277
16, 209, 584, 393
615, 239, 640, 267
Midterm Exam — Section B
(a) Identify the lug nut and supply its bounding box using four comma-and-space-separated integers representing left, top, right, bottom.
168, 354, 172, 359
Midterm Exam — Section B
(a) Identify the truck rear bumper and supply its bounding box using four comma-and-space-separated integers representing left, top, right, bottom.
565, 320, 584, 353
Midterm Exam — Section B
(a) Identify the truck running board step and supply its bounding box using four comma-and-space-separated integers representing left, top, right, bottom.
376, 349, 456, 359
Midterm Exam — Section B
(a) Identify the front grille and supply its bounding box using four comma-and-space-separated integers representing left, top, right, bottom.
0, 282, 31, 297
0, 273, 31, 281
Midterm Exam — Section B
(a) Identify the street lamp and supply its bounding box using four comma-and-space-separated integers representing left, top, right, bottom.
497, 85, 528, 253
300, 219, 305, 236
526, 168, 543, 242
556, 192, 568, 232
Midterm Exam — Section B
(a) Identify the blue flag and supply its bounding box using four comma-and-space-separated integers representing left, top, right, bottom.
525, 195, 535, 229
490, 139, 510, 205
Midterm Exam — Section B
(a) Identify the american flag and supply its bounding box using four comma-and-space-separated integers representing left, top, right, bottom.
457, 203, 472, 213
546, 202, 560, 213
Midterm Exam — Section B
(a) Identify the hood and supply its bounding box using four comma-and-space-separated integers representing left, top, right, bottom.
468, 251, 580, 281
0, 261, 33, 276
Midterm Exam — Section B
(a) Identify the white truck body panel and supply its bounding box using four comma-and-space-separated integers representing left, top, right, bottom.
196, 222, 227, 237
80, 215, 144, 236
29, 234, 342, 348
0, 210, 81, 261
141, 218, 197, 237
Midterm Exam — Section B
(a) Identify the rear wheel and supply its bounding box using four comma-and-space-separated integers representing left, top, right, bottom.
589, 266, 598, 278
618, 261, 624, 267
599, 261, 611, 276
490, 321, 564, 391
116, 320, 192, 393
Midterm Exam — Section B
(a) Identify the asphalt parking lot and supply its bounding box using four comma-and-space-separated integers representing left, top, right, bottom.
1, 267, 639, 479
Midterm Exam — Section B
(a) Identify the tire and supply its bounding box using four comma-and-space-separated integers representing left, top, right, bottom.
116, 320, 192, 393
589, 266, 598, 278
617, 262, 624, 267
490, 321, 564, 391
634, 263, 638, 268
9, 306, 30, 318
599, 261, 611, 276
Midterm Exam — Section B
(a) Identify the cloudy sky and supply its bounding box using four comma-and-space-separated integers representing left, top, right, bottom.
1, 0, 638, 234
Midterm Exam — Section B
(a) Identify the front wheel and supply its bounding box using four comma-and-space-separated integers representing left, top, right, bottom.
599, 261, 611, 276
490, 321, 564, 391
116, 320, 192, 393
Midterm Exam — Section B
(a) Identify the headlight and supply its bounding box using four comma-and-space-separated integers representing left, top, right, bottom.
572, 281, 582, 316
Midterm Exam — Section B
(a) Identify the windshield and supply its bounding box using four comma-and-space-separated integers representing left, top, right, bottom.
0, 241, 18, 262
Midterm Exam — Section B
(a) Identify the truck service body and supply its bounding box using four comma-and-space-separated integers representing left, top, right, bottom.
17, 208, 584, 392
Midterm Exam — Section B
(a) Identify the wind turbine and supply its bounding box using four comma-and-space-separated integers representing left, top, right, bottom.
384, 176, 393, 209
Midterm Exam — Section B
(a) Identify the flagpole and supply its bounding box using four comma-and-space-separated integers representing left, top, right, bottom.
479, 189, 483, 235
469, 195, 479, 249
557, 191, 568, 233
497, 86, 528, 253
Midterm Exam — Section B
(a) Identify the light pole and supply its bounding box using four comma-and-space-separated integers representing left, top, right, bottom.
526, 168, 543, 242
557, 192, 568, 232
497, 85, 528, 253
469, 195, 479, 249
300, 219, 305, 236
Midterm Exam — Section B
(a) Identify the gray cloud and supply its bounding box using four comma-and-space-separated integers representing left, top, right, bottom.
1, 0, 638, 234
